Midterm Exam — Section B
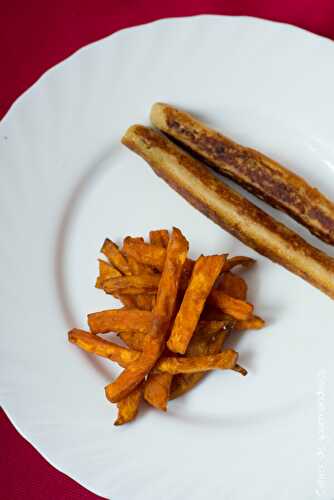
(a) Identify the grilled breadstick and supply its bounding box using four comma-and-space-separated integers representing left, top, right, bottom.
151, 103, 334, 246
122, 125, 334, 300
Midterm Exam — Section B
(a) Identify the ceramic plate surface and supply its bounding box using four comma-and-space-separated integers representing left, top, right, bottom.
1, 15, 334, 500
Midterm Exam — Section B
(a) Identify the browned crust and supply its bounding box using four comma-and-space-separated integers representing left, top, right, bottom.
150, 103, 334, 245
122, 125, 334, 300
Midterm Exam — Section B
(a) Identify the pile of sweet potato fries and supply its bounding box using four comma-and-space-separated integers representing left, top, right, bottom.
68, 227, 264, 425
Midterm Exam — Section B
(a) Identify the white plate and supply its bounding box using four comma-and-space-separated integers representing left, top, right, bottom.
1, 15, 334, 500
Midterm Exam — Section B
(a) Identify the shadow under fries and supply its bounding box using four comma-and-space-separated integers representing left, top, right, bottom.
54, 144, 118, 383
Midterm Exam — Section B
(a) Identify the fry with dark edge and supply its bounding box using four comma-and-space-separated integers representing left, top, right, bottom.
122, 125, 334, 300
151, 103, 334, 246
104, 227, 189, 403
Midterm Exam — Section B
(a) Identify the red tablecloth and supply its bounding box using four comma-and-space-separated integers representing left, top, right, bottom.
1, 2, 333, 498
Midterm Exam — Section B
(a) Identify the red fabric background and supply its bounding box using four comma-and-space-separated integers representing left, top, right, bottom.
1, 1, 333, 498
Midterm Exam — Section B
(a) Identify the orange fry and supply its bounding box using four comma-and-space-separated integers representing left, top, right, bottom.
134, 294, 155, 311
156, 349, 238, 374
144, 372, 172, 411
105, 227, 189, 403
222, 256, 255, 272
118, 331, 145, 351
209, 290, 253, 320
102, 274, 160, 294
167, 255, 226, 354
170, 328, 229, 400
197, 319, 233, 337
149, 229, 169, 248
114, 383, 143, 426
88, 308, 152, 334
68, 329, 139, 367
101, 239, 132, 275
217, 272, 248, 300
96, 259, 122, 289
235, 315, 265, 331
116, 294, 138, 308
123, 237, 166, 271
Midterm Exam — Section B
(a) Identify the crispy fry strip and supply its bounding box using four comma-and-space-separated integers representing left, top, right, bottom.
88, 308, 152, 334
101, 239, 132, 275
124, 253, 156, 309
145, 232, 173, 412
96, 259, 122, 289
156, 349, 238, 374
114, 383, 143, 426
149, 229, 169, 248
118, 331, 145, 351
218, 272, 248, 300
144, 372, 172, 411
235, 316, 265, 331
209, 290, 253, 320
105, 227, 189, 403
68, 329, 139, 367
102, 274, 160, 294
222, 256, 256, 272
167, 255, 226, 354
170, 329, 228, 399
117, 294, 138, 308
123, 238, 166, 271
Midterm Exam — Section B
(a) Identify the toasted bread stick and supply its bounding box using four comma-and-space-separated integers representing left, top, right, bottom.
151, 103, 334, 245
122, 125, 334, 300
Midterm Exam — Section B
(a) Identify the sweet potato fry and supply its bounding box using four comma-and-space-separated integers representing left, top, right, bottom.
233, 364, 248, 376
222, 256, 256, 272
96, 259, 122, 289
118, 331, 145, 351
197, 319, 233, 337
123, 237, 166, 271
149, 229, 169, 248
209, 290, 253, 320
169, 316, 235, 399
102, 274, 160, 294
68, 329, 139, 367
142, 226, 174, 409
114, 383, 143, 426
134, 294, 155, 310
105, 227, 189, 403
217, 272, 248, 300
235, 315, 265, 331
156, 349, 238, 374
116, 294, 138, 308
88, 308, 152, 334
101, 239, 132, 275
120, 246, 156, 309
144, 372, 172, 411
167, 255, 226, 354
169, 329, 228, 400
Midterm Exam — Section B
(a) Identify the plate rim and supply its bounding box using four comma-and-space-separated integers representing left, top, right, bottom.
1, 14, 334, 499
